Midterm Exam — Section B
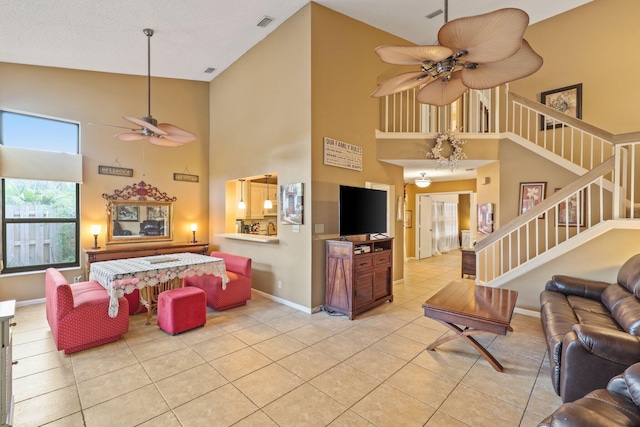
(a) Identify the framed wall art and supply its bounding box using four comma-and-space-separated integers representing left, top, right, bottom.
404, 210, 412, 228
519, 182, 546, 218
540, 83, 582, 130
555, 188, 586, 227
280, 183, 303, 225
477, 203, 494, 235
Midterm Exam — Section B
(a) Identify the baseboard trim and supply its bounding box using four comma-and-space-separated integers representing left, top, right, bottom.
514, 307, 540, 318
16, 298, 45, 307
251, 289, 318, 314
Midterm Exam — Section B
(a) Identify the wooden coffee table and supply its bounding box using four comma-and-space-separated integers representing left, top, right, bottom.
422, 281, 518, 372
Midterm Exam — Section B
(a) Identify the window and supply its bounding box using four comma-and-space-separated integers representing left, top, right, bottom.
1, 111, 80, 273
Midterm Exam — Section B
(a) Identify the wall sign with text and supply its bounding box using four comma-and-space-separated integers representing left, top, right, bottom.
323, 137, 362, 171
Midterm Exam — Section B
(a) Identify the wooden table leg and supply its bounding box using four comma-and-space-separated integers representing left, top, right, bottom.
427, 320, 505, 372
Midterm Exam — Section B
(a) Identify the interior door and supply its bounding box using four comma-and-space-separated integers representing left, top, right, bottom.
416, 194, 432, 259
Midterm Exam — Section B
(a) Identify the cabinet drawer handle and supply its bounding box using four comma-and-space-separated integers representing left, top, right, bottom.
9, 322, 16, 327
12, 361, 18, 365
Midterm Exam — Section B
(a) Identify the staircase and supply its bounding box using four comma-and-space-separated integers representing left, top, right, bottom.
377, 85, 640, 287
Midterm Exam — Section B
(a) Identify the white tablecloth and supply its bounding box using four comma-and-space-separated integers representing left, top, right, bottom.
89, 252, 229, 317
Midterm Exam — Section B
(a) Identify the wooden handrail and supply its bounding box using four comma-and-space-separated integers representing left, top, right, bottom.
475, 157, 615, 252
508, 92, 614, 142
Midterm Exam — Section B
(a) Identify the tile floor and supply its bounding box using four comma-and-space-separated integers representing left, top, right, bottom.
11, 250, 562, 427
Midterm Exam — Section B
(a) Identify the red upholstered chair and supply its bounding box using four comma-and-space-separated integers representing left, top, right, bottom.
45, 268, 129, 354
183, 251, 252, 310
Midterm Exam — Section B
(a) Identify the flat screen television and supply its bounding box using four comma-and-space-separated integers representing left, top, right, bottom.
339, 185, 387, 237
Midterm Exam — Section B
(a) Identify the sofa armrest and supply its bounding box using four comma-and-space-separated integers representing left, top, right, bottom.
573, 324, 640, 364
545, 275, 611, 300
210, 251, 251, 277
560, 325, 640, 402
607, 363, 640, 402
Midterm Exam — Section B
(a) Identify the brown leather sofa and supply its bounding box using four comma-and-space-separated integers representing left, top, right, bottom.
539, 362, 640, 426
540, 253, 640, 402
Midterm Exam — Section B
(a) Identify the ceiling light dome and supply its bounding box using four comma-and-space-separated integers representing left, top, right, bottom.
415, 173, 432, 188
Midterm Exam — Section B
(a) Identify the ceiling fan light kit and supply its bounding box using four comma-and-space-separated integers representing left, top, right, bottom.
372, 5, 543, 106
114, 28, 197, 146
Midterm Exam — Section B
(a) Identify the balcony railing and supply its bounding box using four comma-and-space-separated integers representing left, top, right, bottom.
377, 85, 640, 285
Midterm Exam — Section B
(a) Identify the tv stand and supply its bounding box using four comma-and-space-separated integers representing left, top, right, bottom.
325, 237, 393, 319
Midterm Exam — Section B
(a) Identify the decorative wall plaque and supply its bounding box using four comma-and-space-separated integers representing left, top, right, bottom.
98, 165, 134, 177
173, 173, 199, 183
323, 137, 362, 171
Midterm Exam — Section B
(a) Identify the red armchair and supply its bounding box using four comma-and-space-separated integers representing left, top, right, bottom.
183, 251, 252, 310
45, 268, 129, 354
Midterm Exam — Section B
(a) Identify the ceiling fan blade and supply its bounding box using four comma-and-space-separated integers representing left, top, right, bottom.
416, 72, 468, 107
89, 122, 137, 131
438, 8, 529, 63
371, 71, 433, 97
115, 132, 146, 141
375, 45, 453, 65
148, 136, 185, 147
122, 115, 167, 136
461, 40, 543, 90
157, 123, 197, 143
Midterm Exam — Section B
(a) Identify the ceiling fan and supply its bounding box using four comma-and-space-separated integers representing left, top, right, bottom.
371, 3, 543, 106
113, 28, 196, 147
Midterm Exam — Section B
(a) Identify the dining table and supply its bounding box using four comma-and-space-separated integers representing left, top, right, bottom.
89, 252, 229, 323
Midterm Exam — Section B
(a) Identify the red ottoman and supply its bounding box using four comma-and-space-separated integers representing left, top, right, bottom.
157, 287, 206, 335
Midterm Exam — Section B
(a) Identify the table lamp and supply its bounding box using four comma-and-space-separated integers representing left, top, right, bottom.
191, 223, 198, 243
91, 225, 101, 249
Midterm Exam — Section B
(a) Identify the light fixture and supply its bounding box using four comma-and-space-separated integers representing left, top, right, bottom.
190, 223, 198, 243
237, 179, 246, 210
415, 173, 432, 188
263, 175, 273, 209
90, 225, 101, 249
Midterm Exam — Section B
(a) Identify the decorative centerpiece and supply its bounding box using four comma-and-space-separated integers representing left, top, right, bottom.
427, 130, 467, 171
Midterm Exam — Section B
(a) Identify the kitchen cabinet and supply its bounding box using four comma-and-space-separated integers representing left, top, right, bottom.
247, 182, 277, 219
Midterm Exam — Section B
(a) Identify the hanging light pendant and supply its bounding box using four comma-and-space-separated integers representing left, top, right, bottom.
237, 179, 246, 210
415, 173, 432, 188
263, 175, 273, 209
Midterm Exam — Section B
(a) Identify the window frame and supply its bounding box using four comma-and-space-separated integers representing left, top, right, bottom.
1, 110, 81, 274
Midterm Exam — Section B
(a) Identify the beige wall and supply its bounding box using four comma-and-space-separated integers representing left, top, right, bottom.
209, 6, 313, 308
512, 0, 640, 134
309, 4, 407, 303
0, 63, 209, 301
504, 228, 640, 310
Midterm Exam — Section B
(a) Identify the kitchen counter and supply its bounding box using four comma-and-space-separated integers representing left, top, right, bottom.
215, 233, 279, 243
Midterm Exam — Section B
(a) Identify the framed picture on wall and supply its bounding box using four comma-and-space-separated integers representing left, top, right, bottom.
477, 203, 493, 235
540, 83, 582, 130
555, 188, 586, 227
519, 182, 546, 218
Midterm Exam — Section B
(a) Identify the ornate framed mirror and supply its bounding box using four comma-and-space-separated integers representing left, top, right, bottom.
103, 181, 176, 244
107, 201, 173, 243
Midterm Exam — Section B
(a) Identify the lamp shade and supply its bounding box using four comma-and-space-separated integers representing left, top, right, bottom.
415, 173, 432, 188
90, 225, 101, 235
191, 223, 198, 232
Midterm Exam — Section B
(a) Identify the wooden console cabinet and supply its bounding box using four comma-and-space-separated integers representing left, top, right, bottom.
461, 248, 476, 278
325, 237, 393, 319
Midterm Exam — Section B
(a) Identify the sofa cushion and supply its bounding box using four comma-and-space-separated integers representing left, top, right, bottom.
612, 296, 640, 336
617, 254, 640, 297
602, 284, 634, 313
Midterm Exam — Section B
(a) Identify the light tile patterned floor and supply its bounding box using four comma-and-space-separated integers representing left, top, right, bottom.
11, 251, 562, 426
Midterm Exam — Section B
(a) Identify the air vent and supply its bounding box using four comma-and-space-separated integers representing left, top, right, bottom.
204, 67, 216, 74
257, 16, 274, 28
426, 9, 443, 19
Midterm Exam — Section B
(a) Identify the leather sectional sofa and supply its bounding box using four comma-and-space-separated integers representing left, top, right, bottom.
539, 362, 640, 426
540, 253, 640, 402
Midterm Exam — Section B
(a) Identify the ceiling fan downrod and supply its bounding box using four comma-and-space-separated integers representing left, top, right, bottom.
142, 28, 157, 127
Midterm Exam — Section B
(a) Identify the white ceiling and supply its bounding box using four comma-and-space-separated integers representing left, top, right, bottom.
0, 0, 591, 182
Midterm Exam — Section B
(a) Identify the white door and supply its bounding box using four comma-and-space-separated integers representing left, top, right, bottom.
416, 194, 432, 259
